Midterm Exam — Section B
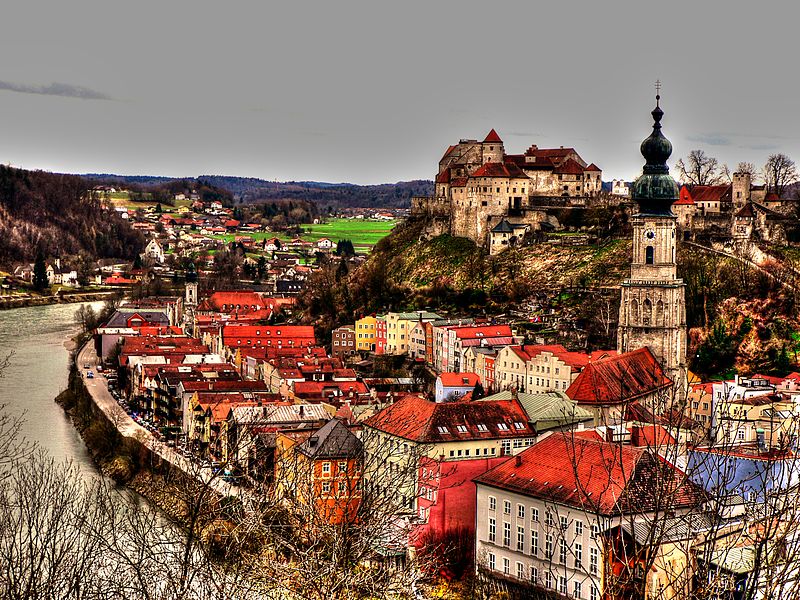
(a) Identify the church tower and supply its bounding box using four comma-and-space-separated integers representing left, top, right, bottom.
617, 91, 687, 391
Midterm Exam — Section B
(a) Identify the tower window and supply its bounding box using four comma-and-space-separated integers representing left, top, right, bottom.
645, 246, 654, 264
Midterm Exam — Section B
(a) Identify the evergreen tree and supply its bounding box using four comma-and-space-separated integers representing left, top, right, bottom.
33, 251, 48, 291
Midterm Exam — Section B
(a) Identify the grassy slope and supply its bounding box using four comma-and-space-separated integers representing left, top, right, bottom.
212, 218, 396, 249
370, 220, 631, 293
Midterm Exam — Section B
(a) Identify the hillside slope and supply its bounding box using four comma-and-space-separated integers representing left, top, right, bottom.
0, 166, 144, 267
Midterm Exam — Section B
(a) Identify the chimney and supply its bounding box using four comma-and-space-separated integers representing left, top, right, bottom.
756, 428, 767, 452
515, 454, 522, 467
299, 404, 305, 417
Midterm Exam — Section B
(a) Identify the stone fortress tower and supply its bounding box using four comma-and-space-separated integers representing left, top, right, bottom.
617, 91, 688, 393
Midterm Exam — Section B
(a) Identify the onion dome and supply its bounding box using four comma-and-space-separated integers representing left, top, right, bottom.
632, 94, 680, 216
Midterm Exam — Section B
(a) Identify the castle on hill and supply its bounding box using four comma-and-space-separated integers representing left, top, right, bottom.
411, 130, 602, 251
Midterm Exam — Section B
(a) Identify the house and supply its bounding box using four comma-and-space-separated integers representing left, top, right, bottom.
489, 219, 529, 255
362, 395, 537, 548
435, 372, 480, 402
474, 431, 705, 599
143, 238, 166, 264
316, 238, 334, 251
331, 325, 356, 358
565, 348, 672, 425
355, 315, 375, 352
276, 419, 363, 525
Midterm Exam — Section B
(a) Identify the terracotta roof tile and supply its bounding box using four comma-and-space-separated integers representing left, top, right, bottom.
483, 129, 503, 143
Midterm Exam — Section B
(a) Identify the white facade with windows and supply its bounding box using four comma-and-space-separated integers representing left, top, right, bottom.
476, 483, 605, 599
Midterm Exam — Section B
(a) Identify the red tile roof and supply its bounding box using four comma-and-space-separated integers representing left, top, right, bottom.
436, 168, 451, 184
439, 372, 480, 387
483, 129, 503, 143
585, 163, 601, 172
474, 432, 703, 515
553, 158, 585, 175
451, 324, 513, 340
524, 345, 617, 372
471, 161, 526, 179
687, 185, 731, 203
222, 325, 316, 349
565, 348, 672, 405
364, 395, 534, 442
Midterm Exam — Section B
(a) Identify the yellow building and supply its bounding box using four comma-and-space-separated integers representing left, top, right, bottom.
355, 316, 377, 352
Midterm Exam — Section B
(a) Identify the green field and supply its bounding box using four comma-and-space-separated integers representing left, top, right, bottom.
213, 218, 397, 251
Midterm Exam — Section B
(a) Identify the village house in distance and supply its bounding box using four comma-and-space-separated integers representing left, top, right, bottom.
411, 129, 602, 250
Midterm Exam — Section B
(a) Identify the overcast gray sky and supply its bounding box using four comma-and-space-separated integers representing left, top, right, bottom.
1, 1, 797, 185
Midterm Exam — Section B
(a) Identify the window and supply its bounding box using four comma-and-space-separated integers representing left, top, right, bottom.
575, 520, 583, 536
456, 425, 468, 433
531, 530, 539, 556
503, 557, 510, 575
645, 245, 654, 264
322, 462, 331, 476
497, 423, 509, 431
503, 522, 511, 547
517, 504, 525, 519
477, 423, 488, 432
591, 523, 599, 539
559, 576, 568, 595
545, 572, 553, 589
575, 543, 582, 568
530, 566, 538, 583
337, 481, 346, 495
337, 461, 347, 473
514, 422, 525, 430
531, 507, 539, 522
437, 426, 449, 434
489, 496, 497, 512
590, 584, 598, 600
546, 511, 554, 527
545, 534, 553, 558
504, 500, 511, 515
321, 481, 331, 494
502, 439, 511, 455
517, 526, 525, 551
574, 581, 582, 598
590, 547, 598, 575
560, 515, 568, 531
516, 561, 524, 580
559, 539, 567, 564
488, 518, 496, 543
488, 552, 496, 571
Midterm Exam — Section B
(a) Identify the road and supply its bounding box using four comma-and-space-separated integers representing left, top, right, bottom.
76, 342, 238, 497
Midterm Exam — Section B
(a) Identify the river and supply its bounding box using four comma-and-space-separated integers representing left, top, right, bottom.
0, 302, 103, 469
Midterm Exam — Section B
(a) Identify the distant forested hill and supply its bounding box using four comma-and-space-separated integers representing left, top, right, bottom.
82, 174, 433, 209
0, 166, 144, 267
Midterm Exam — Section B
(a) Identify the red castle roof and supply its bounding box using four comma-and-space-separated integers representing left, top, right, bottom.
483, 129, 503, 143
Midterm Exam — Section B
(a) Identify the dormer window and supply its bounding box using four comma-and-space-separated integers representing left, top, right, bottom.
497, 423, 509, 431
514, 422, 525, 430
437, 426, 450, 434
456, 425, 468, 433
477, 424, 488, 432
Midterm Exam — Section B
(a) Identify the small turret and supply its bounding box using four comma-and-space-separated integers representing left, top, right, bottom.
482, 129, 504, 164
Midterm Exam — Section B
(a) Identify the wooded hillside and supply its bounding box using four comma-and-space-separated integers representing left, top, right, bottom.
0, 166, 144, 267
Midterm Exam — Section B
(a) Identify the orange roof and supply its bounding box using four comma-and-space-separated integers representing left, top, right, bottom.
471, 161, 526, 178
585, 163, 601, 172
553, 158, 585, 175
439, 372, 480, 387
566, 348, 672, 405
474, 432, 703, 515
365, 395, 534, 442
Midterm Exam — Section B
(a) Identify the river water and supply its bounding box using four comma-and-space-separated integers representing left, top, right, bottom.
0, 302, 103, 469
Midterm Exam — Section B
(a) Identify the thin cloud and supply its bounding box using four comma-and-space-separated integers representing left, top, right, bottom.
0, 80, 112, 100
687, 133, 730, 146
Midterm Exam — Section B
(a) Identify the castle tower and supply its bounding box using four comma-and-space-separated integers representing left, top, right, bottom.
481, 129, 504, 164
617, 91, 687, 395
732, 171, 751, 210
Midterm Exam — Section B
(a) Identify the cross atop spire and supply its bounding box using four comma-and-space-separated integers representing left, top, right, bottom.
655, 79, 662, 106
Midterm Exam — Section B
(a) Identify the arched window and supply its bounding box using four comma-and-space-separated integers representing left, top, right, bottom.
643, 298, 652, 326
645, 246, 654, 264
631, 299, 640, 323
656, 300, 665, 325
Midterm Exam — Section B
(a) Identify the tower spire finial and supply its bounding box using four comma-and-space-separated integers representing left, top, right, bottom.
655, 79, 662, 106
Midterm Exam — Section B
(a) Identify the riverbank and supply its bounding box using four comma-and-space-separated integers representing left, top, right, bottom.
0, 290, 120, 311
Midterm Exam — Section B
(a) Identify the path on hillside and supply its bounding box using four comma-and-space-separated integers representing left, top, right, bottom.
684, 241, 799, 293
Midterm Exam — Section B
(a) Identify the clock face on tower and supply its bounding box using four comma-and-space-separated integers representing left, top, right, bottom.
644, 228, 656, 240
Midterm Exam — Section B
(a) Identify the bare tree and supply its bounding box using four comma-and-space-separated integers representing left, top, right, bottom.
763, 153, 798, 197
736, 162, 760, 183
675, 150, 726, 186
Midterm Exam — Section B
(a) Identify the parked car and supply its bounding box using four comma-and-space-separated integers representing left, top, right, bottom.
87, 371, 94, 379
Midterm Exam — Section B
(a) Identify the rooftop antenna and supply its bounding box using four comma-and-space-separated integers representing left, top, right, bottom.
655, 79, 662, 107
